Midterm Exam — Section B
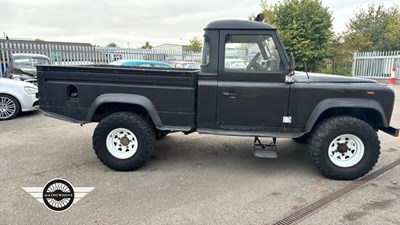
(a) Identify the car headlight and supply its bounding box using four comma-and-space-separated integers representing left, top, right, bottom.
24, 86, 38, 95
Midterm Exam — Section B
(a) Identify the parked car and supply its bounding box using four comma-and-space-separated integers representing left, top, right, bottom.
0, 77, 39, 120
225, 59, 248, 69
184, 63, 201, 69
109, 60, 173, 68
6, 53, 50, 85
169, 61, 200, 69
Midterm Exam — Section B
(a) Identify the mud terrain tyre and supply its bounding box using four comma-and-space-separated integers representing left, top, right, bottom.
308, 116, 380, 180
92, 112, 155, 171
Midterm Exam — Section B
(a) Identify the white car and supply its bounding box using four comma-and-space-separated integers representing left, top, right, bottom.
0, 78, 39, 120
225, 59, 248, 69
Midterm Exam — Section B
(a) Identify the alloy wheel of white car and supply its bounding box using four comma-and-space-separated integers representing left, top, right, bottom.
0, 96, 18, 120
328, 134, 365, 168
106, 128, 139, 159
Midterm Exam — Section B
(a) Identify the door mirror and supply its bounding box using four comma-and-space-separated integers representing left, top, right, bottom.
289, 53, 295, 73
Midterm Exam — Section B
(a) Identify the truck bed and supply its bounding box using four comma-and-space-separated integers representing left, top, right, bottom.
37, 65, 198, 128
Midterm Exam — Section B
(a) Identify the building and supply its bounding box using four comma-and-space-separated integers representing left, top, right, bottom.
153, 43, 184, 52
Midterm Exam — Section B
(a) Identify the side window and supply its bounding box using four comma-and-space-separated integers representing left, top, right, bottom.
201, 36, 210, 66
224, 34, 282, 73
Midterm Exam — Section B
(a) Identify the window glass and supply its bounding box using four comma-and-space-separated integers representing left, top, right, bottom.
201, 36, 210, 66
32, 58, 49, 66
13, 57, 49, 68
224, 34, 282, 72
14, 57, 33, 68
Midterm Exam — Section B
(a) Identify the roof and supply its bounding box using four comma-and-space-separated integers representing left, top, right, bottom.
0, 39, 92, 46
154, 43, 183, 48
169, 61, 198, 64
109, 60, 172, 68
205, 20, 275, 30
11, 53, 50, 59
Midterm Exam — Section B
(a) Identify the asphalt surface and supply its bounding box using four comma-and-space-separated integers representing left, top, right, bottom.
0, 85, 399, 225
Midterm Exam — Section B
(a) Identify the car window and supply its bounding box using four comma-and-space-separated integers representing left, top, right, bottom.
14, 57, 33, 68
224, 34, 283, 73
201, 36, 210, 66
32, 58, 49, 66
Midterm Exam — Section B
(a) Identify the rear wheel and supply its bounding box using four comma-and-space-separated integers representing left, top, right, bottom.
92, 112, 155, 171
0, 94, 20, 120
308, 116, 380, 180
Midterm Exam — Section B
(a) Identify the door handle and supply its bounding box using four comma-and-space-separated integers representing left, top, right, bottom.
222, 92, 238, 98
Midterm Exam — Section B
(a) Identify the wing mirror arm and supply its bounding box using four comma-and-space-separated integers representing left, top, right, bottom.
285, 53, 295, 83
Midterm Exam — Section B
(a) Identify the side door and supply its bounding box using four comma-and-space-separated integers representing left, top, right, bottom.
216, 30, 291, 129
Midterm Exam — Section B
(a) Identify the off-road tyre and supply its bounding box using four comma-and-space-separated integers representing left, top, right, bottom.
308, 116, 380, 180
92, 112, 155, 171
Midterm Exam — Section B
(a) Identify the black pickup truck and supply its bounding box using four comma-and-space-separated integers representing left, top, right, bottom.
37, 20, 399, 180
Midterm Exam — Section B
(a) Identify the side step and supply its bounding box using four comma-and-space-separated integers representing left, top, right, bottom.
253, 137, 278, 158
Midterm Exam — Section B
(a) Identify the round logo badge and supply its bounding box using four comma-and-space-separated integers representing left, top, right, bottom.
42, 179, 75, 211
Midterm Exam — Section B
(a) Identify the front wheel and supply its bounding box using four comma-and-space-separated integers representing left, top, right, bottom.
92, 112, 155, 171
0, 94, 20, 120
308, 116, 380, 180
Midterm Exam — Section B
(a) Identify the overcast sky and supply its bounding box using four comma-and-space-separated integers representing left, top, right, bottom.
0, 0, 397, 48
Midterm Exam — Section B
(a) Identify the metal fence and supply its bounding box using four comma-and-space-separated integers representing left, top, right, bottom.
352, 51, 400, 80
0, 40, 201, 77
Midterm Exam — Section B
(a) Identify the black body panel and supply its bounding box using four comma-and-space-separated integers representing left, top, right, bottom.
37, 65, 198, 129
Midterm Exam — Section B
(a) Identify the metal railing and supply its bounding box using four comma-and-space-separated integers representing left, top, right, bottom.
352, 51, 400, 80
0, 40, 201, 77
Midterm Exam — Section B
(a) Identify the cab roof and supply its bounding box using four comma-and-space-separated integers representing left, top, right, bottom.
205, 20, 275, 30
11, 53, 50, 59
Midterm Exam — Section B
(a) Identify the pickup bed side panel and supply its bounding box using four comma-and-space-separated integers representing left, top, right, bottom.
37, 66, 197, 129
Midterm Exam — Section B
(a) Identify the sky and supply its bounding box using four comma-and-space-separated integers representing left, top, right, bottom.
0, 0, 397, 48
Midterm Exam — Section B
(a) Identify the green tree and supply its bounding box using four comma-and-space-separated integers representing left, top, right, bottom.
260, 0, 333, 71
184, 37, 202, 52
323, 35, 353, 75
106, 42, 118, 48
140, 42, 153, 49
344, 4, 400, 51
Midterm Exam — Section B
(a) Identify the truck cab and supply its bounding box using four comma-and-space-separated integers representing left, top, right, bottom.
197, 20, 294, 135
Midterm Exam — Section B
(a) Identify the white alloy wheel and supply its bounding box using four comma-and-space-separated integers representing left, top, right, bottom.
106, 128, 139, 159
0, 96, 17, 119
328, 134, 365, 168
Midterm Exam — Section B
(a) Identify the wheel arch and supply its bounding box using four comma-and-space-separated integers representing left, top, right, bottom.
0, 93, 22, 119
87, 94, 163, 128
0, 93, 22, 110
305, 98, 387, 132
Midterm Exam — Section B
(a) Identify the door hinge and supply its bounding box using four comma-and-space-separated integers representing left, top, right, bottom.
285, 75, 294, 83
283, 116, 292, 124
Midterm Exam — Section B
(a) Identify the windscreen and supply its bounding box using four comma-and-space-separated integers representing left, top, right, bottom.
14, 57, 50, 69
